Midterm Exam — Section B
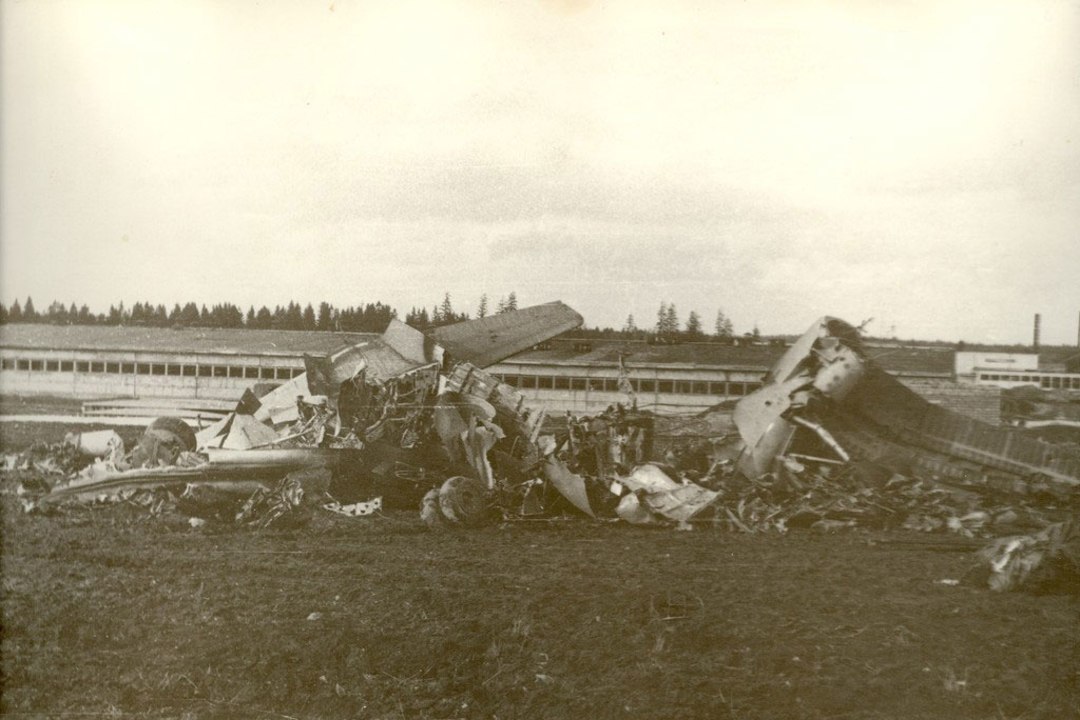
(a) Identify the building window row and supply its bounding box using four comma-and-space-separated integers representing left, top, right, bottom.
497, 374, 763, 397
0, 357, 303, 380
978, 373, 1080, 390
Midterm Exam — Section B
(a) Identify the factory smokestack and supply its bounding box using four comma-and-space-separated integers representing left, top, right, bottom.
1033, 313, 1041, 349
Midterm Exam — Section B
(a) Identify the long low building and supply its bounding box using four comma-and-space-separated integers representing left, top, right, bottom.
487, 337, 970, 416
0, 324, 372, 401
0, 323, 1000, 422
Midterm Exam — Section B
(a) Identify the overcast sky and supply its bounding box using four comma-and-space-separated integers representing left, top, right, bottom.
2, 0, 1077, 344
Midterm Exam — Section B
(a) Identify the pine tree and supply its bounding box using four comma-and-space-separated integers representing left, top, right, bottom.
686, 310, 702, 338
405, 307, 431, 329
180, 302, 199, 326
284, 301, 303, 330
46, 301, 67, 324
316, 302, 333, 331
477, 294, 489, 318
622, 314, 638, 333
107, 302, 125, 325
665, 303, 679, 339
23, 297, 37, 321
656, 302, 668, 335
130, 301, 146, 325
302, 303, 316, 330
495, 292, 519, 315
254, 306, 272, 329
439, 293, 454, 324
9, 300, 22, 323
714, 309, 734, 339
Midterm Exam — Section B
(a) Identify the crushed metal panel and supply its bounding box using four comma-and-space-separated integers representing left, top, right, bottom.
304, 326, 440, 400
445, 363, 546, 446
616, 464, 718, 524
429, 301, 584, 368
252, 374, 312, 425
309, 337, 427, 388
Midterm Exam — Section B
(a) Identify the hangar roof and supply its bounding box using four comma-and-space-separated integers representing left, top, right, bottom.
0, 324, 374, 358
499, 338, 956, 376
0, 323, 958, 375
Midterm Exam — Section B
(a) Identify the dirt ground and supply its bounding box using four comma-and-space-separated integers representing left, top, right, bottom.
2, 425, 1078, 719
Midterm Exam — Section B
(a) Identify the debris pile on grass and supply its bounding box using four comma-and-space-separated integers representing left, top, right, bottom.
968, 520, 1080, 594
694, 461, 1066, 537
4, 310, 1080, 595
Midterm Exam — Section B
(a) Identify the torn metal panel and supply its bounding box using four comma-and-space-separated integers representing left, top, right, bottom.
324, 497, 383, 517
208, 413, 281, 450
616, 493, 658, 524
309, 321, 440, 390
39, 446, 363, 506
303, 351, 368, 400
381, 318, 444, 368
252, 374, 313, 425
640, 483, 719, 523
734, 316, 1080, 488
542, 456, 595, 517
195, 414, 233, 449
429, 301, 584, 368
432, 392, 471, 469
462, 418, 505, 490
619, 464, 681, 494
201, 447, 358, 474
617, 464, 719, 524
40, 464, 217, 505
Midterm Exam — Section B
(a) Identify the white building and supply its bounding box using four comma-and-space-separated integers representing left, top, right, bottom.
956, 351, 1080, 391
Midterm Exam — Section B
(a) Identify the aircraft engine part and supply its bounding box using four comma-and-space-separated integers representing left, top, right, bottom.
130, 416, 198, 468
438, 475, 494, 526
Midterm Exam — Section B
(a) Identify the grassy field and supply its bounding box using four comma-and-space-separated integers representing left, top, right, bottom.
0, 394, 86, 416
2, 422, 1078, 719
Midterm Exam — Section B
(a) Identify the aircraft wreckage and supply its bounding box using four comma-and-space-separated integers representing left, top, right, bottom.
11, 311, 1080, 556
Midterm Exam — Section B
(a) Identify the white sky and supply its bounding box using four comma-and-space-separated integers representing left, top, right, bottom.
2, 0, 1078, 344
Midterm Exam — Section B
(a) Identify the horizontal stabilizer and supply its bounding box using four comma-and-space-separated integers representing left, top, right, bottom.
429, 301, 583, 368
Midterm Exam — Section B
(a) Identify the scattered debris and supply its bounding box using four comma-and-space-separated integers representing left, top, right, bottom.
3, 309, 1078, 596
324, 497, 383, 517
969, 520, 1080, 594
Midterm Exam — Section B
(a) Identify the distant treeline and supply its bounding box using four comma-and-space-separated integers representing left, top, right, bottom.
0, 297, 397, 333
0, 292, 516, 334
0, 293, 759, 343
